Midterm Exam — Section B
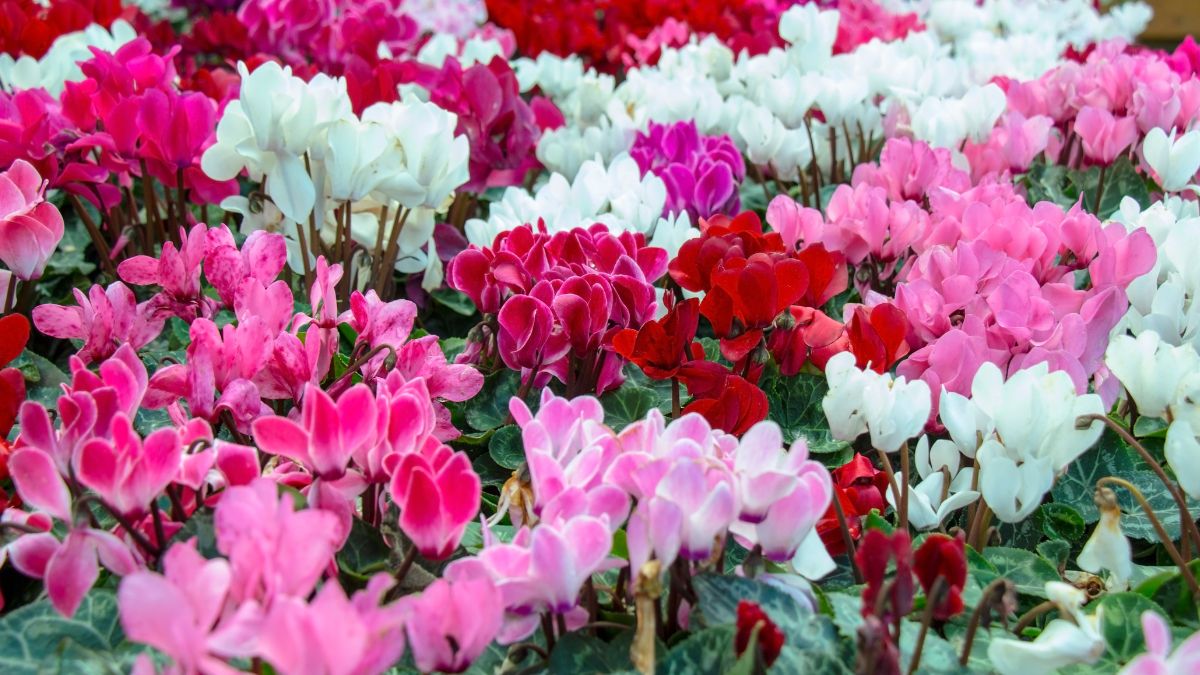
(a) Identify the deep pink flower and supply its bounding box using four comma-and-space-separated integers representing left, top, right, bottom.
400, 577, 503, 674
497, 294, 566, 372
0, 159, 64, 280
631, 120, 745, 221
389, 442, 480, 560
75, 413, 181, 518
252, 384, 377, 480
32, 282, 164, 364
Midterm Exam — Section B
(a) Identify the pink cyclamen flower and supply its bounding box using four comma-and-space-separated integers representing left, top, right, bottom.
1074, 106, 1139, 164
32, 282, 165, 364
214, 478, 341, 604
256, 574, 407, 675
529, 515, 617, 613
119, 540, 262, 673
252, 384, 377, 480
1119, 611, 1200, 674
8, 446, 139, 616
389, 442, 481, 560
203, 226, 289, 312
118, 222, 216, 321
400, 576, 503, 674
0, 159, 64, 280
75, 412, 182, 517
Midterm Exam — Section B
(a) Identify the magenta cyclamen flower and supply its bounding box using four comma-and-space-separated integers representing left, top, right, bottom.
118, 222, 215, 321
32, 282, 165, 364
631, 120, 745, 221
0, 159, 65, 280
75, 413, 182, 518
252, 384, 378, 480
400, 577, 503, 674
389, 442, 481, 560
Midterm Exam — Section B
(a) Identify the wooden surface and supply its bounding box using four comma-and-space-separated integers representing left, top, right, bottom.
1144, 0, 1200, 44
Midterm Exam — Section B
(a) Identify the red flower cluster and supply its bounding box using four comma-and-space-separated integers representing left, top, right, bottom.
816, 454, 887, 556
0, 0, 124, 59
485, 0, 791, 72
669, 212, 848, 368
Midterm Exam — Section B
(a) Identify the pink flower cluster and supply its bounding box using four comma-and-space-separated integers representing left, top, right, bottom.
631, 120, 746, 222
118, 480, 500, 675
1002, 40, 1200, 167
237, 0, 421, 72
769, 137, 1156, 409
448, 223, 667, 396
445, 390, 832, 642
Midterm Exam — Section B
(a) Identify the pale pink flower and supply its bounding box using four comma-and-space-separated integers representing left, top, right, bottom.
0, 159, 64, 280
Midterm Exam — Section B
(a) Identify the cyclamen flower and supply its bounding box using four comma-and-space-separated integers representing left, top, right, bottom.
118, 541, 261, 673
988, 582, 1106, 675
390, 441, 480, 560
1142, 127, 1200, 193
630, 120, 745, 222
75, 413, 181, 518
400, 576, 502, 674
823, 352, 931, 452
1074, 106, 1139, 164
253, 384, 377, 481
0, 159, 64, 280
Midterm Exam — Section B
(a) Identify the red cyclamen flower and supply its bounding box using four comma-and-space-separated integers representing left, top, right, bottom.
735, 600, 785, 667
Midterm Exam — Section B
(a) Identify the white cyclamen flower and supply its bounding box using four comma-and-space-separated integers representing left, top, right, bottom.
887, 436, 979, 531
822, 352, 931, 452
1142, 127, 1200, 193
361, 98, 470, 211
970, 363, 1104, 522
1105, 331, 1200, 419
988, 582, 1106, 675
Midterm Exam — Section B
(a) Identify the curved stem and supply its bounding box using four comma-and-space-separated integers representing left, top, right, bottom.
959, 578, 1011, 666
75, 494, 160, 558
875, 447, 903, 526
899, 442, 911, 531
1080, 413, 1200, 555
1097, 475, 1200, 599
1012, 601, 1056, 635
393, 544, 419, 587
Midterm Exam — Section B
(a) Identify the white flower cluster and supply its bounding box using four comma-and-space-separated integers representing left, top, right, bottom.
202, 62, 470, 289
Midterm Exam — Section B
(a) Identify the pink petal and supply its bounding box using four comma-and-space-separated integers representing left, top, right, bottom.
9, 448, 72, 521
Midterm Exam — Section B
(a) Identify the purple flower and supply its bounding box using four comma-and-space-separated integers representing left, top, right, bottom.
631, 121, 745, 221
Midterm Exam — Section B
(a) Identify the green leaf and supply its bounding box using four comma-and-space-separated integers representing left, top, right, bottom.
600, 385, 665, 431
690, 574, 840, 655
1036, 540, 1071, 572
1038, 503, 1085, 542
467, 371, 521, 432
979, 547, 1061, 598
864, 509, 894, 534
759, 369, 850, 454
337, 517, 391, 581
1096, 593, 1168, 664
1024, 159, 1077, 208
1141, 560, 1200, 627
1052, 434, 1200, 541
488, 425, 525, 470
0, 590, 137, 675
1068, 157, 1151, 220
172, 511, 219, 558
548, 631, 638, 674
429, 288, 477, 316
659, 626, 736, 675
460, 522, 515, 554
45, 221, 97, 277
10, 351, 70, 409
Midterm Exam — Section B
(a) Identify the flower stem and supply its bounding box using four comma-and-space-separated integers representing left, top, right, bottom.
874, 447, 903, 524
671, 377, 681, 419
393, 544, 419, 587
907, 578, 946, 675
831, 492, 863, 583
1080, 413, 1200, 558
959, 578, 1011, 666
1012, 600, 1056, 635
1092, 163, 1109, 215
1097, 475, 1200, 599
899, 442, 911, 531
